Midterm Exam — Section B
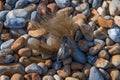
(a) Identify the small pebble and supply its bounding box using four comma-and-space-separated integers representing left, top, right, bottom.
92, 0, 103, 8
24, 73, 41, 80
65, 77, 79, 80
54, 74, 62, 80
28, 0, 39, 3
11, 73, 24, 80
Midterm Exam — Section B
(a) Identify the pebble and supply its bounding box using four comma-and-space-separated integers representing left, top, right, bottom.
29, 56, 45, 63
4, 18, 26, 28
0, 63, 25, 76
71, 62, 84, 70
99, 68, 110, 80
52, 61, 62, 70
1, 39, 14, 49
87, 55, 97, 65
71, 0, 79, 8
11, 73, 24, 80
94, 58, 110, 68
110, 69, 120, 80
4, 3, 12, 10
114, 16, 120, 27
11, 37, 26, 51
109, 0, 120, 16
15, 0, 28, 9
98, 50, 109, 60
54, 74, 62, 80
24, 73, 41, 80
1, 33, 12, 41
46, 69, 56, 76
72, 42, 87, 64
83, 64, 91, 77
0, 48, 13, 56
63, 57, 72, 65
0, 75, 10, 80
109, 46, 120, 55
38, 62, 48, 74
108, 27, 120, 42
75, 3, 89, 12
6, 0, 18, 5
78, 40, 89, 52
45, 59, 52, 67
0, 0, 4, 11
98, 16, 113, 28
92, 0, 103, 8
112, 55, 120, 69
82, 9, 91, 17
42, 75, 54, 80
47, 3, 58, 14
25, 63, 43, 75
18, 48, 31, 57
72, 72, 86, 80
0, 10, 9, 22
6, 9, 30, 20
74, 30, 82, 42
55, 0, 70, 8
30, 11, 38, 21
97, 7, 106, 16
57, 65, 71, 78
90, 9, 99, 20
24, 4, 37, 12
65, 77, 79, 80
105, 38, 114, 46
89, 66, 104, 80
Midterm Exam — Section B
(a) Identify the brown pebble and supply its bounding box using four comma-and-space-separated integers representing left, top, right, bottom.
24, 73, 41, 80
106, 38, 114, 46
72, 71, 86, 80
37, 3, 48, 15
65, 77, 79, 80
11, 73, 24, 80
71, 62, 84, 70
94, 58, 110, 68
90, 9, 99, 20
63, 58, 72, 65
112, 55, 120, 69
45, 59, 52, 68
1, 33, 12, 41
11, 37, 26, 51
78, 40, 89, 52
0, 22, 3, 33
98, 50, 110, 60
83, 64, 91, 78
98, 16, 113, 28
110, 69, 120, 80
18, 48, 32, 57
0, 0, 4, 11
30, 56, 45, 63
114, 16, 120, 27
57, 65, 71, 78
109, 46, 120, 55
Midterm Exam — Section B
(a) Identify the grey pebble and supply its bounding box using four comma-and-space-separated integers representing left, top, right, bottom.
38, 62, 48, 74
1, 39, 14, 49
108, 27, 120, 42
6, 0, 18, 5
82, 9, 91, 17
4, 55, 15, 64
4, 18, 26, 28
89, 66, 104, 80
31, 11, 38, 21
15, 0, 29, 9
55, 0, 70, 8
25, 63, 43, 75
28, 0, 40, 3
92, 0, 103, 8
0, 10, 9, 22
52, 61, 62, 70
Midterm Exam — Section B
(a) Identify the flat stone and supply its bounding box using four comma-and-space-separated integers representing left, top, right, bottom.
4, 18, 26, 28
25, 63, 43, 75
11, 37, 26, 51
108, 27, 120, 42
89, 66, 104, 80
1, 39, 14, 49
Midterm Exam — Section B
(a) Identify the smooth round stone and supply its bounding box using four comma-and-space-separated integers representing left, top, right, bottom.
74, 30, 82, 42
0, 75, 10, 80
11, 73, 24, 80
31, 11, 38, 21
6, 9, 30, 20
18, 48, 32, 57
89, 66, 104, 80
75, 3, 89, 12
108, 27, 120, 42
1, 39, 14, 49
28, 0, 40, 3
72, 42, 87, 64
55, 0, 70, 8
82, 9, 91, 17
4, 55, 15, 64
42, 75, 54, 80
25, 63, 42, 75
52, 61, 62, 70
94, 39, 105, 47
92, 0, 103, 8
4, 18, 26, 28
38, 62, 48, 74
15, 0, 28, 9
0, 10, 9, 22
54, 74, 62, 80
6, 0, 18, 5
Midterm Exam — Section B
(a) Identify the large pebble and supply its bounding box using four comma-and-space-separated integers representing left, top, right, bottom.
89, 66, 104, 80
11, 73, 24, 80
112, 55, 120, 69
11, 37, 26, 51
6, 9, 30, 20
15, 0, 28, 9
72, 42, 87, 64
108, 27, 120, 42
55, 0, 70, 8
109, 0, 120, 16
42, 75, 54, 80
24, 73, 41, 80
4, 18, 26, 28
0, 63, 25, 76
1, 39, 14, 49
25, 63, 43, 75
110, 69, 120, 80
